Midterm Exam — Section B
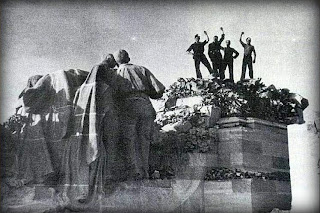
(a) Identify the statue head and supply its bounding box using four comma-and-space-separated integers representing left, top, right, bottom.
114, 49, 130, 65
214, 36, 218, 42
226, 40, 231, 46
103, 54, 117, 68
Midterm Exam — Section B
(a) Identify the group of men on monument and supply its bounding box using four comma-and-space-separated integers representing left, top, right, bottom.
187, 27, 256, 81
12, 29, 257, 207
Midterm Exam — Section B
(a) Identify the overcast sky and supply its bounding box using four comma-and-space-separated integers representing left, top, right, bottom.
0, 0, 319, 211
1, 0, 319, 121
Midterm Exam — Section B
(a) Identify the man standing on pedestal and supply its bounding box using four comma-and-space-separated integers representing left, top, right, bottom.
208, 27, 225, 79
222, 40, 239, 82
187, 31, 214, 79
240, 32, 256, 80
114, 49, 165, 180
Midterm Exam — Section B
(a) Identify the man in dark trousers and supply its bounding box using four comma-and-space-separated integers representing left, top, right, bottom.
187, 31, 214, 78
240, 32, 256, 80
222, 40, 239, 81
208, 27, 225, 79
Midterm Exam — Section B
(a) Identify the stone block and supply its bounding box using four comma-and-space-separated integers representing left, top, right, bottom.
242, 140, 262, 154
251, 192, 279, 212
203, 179, 291, 213
179, 181, 204, 213
33, 184, 55, 200
232, 179, 252, 193
110, 187, 143, 211
230, 153, 243, 166
262, 142, 289, 158
275, 181, 291, 193
205, 206, 234, 213
204, 192, 252, 213
186, 153, 207, 167
176, 166, 206, 180
242, 153, 274, 171
242, 153, 264, 169
139, 186, 175, 213
259, 155, 274, 171
204, 192, 233, 206
142, 179, 173, 188
205, 154, 219, 167
217, 117, 247, 128
251, 179, 276, 193
241, 127, 288, 144
217, 127, 243, 142
218, 140, 243, 154
218, 153, 231, 167
204, 181, 233, 193
272, 157, 290, 170
274, 194, 292, 210
216, 117, 290, 174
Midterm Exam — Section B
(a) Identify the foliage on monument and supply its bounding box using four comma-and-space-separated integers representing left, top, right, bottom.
150, 126, 217, 178
153, 126, 216, 153
205, 167, 290, 181
157, 77, 308, 125
2, 114, 26, 134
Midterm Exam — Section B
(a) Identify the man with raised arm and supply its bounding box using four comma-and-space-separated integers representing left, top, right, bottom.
114, 49, 165, 180
187, 31, 214, 79
222, 40, 239, 82
208, 27, 225, 79
240, 32, 256, 80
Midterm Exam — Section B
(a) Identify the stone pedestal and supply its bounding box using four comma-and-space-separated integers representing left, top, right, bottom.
206, 117, 292, 212
217, 117, 290, 174
204, 179, 291, 213
1, 117, 293, 213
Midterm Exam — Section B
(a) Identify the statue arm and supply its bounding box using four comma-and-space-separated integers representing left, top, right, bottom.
145, 69, 165, 99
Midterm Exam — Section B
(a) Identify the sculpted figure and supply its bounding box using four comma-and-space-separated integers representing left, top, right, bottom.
114, 49, 165, 180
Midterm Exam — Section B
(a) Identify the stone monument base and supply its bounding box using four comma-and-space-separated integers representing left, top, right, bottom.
2, 178, 291, 213
204, 179, 291, 213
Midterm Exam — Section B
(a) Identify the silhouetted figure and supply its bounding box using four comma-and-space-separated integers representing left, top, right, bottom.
240, 32, 256, 80
187, 31, 213, 78
208, 27, 225, 79
222, 40, 239, 81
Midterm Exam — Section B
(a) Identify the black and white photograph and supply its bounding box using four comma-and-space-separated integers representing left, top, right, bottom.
0, 0, 319, 212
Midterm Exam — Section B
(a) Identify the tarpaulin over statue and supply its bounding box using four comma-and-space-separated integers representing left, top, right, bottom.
60, 64, 128, 202
18, 69, 88, 183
